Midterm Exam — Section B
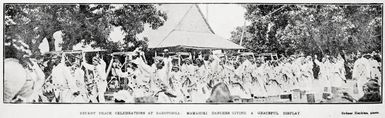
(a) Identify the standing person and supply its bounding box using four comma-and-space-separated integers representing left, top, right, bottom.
130, 53, 155, 97
152, 58, 174, 103
292, 56, 303, 90
82, 53, 107, 103
314, 55, 332, 101
195, 59, 207, 82
352, 55, 371, 99
327, 57, 341, 93
51, 53, 72, 103
68, 55, 87, 103
299, 56, 314, 92
169, 66, 184, 102
238, 56, 254, 96
181, 59, 194, 76
336, 54, 347, 87
326, 54, 347, 98
251, 61, 268, 97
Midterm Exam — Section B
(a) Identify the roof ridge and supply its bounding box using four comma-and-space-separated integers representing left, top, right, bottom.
194, 4, 215, 34
155, 5, 194, 47
173, 5, 194, 32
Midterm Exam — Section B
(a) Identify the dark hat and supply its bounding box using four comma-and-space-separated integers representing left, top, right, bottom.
365, 80, 380, 91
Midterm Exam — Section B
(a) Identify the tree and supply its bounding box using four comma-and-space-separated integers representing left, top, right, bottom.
230, 4, 382, 57
5, 4, 167, 56
230, 5, 293, 54
5, 5, 78, 54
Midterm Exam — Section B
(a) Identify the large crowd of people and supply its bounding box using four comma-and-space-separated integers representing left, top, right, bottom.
13, 49, 382, 103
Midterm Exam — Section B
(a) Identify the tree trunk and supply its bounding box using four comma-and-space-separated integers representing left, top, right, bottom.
30, 34, 46, 56
30, 39, 43, 55
30, 30, 58, 55
46, 34, 56, 51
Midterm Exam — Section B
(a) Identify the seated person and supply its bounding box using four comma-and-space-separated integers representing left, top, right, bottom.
342, 79, 381, 103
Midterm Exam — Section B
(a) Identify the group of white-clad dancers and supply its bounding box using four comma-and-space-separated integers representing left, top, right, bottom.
46, 52, 107, 103
42, 50, 381, 103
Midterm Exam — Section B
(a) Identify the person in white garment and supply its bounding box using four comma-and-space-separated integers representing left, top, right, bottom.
299, 56, 314, 92
82, 53, 107, 103
314, 55, 332, 93
291, 56, 303, 90
73, 56, 88, 102
327, 55, 347, 98
195, 59, 208, 83
368, 55, 381, 82
51, 53, 73, 103
64, 55, 87, 103
237, 56, 254, 96
130, 53, 155, 98
169, 66, 186, 102
352, 54, 371, 99
251, 61, 268, 97
153, 57, 176, 103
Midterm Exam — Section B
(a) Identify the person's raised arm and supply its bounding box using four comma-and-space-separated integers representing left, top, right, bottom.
132, 57, 154, 74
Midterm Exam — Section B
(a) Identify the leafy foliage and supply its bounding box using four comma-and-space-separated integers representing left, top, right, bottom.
230, 4, 382, 57
5, 4, 167, 56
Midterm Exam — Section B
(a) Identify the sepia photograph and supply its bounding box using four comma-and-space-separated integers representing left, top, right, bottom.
3, 2, 382, 105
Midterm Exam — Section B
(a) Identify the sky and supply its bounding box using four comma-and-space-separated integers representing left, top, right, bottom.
39, 4, 247, 53
198, 4, 247, 39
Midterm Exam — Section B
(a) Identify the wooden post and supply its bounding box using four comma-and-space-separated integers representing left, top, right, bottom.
193, 51, 196, 61
105, 57, 114, 82
252, 54, 256, 62
141, 52, 148, 64
81, 52, 89, 80
239, 22, 246, 46
178, 54, 181, 66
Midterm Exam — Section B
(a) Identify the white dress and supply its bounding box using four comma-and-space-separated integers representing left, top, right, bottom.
329, 58, 346, 88
251, 65, 268, 97
352, 58, 370, 99
51, 63, 73, 102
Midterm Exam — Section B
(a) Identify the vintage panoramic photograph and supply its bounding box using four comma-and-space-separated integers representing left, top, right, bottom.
3, 3, 382, 104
